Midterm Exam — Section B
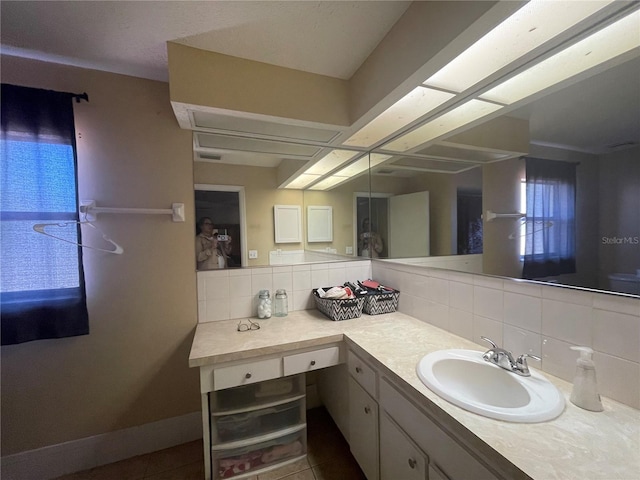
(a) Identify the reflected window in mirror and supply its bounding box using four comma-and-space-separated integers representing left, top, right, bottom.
522, 158, 577, 280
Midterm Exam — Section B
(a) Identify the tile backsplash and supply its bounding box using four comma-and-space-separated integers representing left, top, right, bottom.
197, 261, 372, 323
196, 259, 639, 409
372, 261, 640, 410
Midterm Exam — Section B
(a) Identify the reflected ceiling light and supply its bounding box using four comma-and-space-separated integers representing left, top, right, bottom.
304, 149, 360, 175
309, 154, 391, 191
423, 0, 615, 93
342, 87, 455, 148
284, 173, 320, 189
383, 99, 503, 152
337, 153, 391, 177
308, 176, 347, 191
481, 8, 640, 105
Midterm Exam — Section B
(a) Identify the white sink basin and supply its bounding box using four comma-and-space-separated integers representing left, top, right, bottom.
417, 349, 565, 423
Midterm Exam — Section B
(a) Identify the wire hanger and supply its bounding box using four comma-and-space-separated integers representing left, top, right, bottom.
33, 219, 124, 254
508, 219, 554, 240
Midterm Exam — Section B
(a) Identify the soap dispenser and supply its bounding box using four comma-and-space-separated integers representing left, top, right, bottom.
569, 346, 603, 412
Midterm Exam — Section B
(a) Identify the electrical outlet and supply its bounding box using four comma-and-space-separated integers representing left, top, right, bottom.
249, 250, 258, 259
346, 246, 353, 255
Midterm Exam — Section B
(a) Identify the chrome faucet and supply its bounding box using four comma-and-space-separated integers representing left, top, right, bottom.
480, 337, 541, 377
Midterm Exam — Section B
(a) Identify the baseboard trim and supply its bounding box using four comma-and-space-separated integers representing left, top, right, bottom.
1, 411, 202, 480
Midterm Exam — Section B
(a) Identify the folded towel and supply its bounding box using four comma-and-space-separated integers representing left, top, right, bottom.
323, 286, 353, 299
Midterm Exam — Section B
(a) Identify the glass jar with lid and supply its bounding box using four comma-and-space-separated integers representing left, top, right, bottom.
274, 289, 288, 317
257, 290, 271, 319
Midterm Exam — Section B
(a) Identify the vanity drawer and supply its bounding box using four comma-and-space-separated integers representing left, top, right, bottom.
283, 346, 340, 376
347, 349, 377, 397
214, 358, 282, 391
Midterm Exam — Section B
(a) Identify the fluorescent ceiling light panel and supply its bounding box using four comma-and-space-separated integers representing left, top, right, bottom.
383, 99, 503, 152
284, 173, 320, 189
481, 9, 640, 105
335, 153, 392, 178
423, 0, 615, 93
304, 149, 360, 175
308, 176, 347, 191
309, 154, 392, 191
342, 87, 455, 148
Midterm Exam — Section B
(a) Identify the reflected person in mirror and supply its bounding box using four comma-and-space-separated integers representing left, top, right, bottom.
358, 217, 383, 258
196, 217, 232, 270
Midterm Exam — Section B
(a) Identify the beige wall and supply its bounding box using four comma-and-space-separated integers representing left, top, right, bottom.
482, 157, 523, 277
1, 56, 199, 455
168, 43, 350, 127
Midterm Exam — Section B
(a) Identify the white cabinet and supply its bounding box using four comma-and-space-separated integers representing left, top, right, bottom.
429, 464, 452, 480
347, 349, 377, 396
379, 378, 498, 480
380, 412, 427, 480
338, 347, 500, 480
349, 376, 379, 480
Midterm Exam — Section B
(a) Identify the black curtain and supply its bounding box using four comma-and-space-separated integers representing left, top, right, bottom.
522, 157, 577, 280
1, 84, 89, 345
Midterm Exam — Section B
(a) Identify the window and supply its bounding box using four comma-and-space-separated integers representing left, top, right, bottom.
1, 84, 89, 345
522, 157, 577, 279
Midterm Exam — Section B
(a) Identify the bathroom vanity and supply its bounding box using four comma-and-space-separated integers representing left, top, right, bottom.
189, 310, 640, 480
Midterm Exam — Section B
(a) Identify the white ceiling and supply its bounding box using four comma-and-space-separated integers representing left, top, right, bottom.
0, 1, 411, 81
1, 1, 639, 157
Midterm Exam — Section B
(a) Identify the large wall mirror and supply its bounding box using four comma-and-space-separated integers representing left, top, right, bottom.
192, 58, 639, 298
189, 3, 639, 298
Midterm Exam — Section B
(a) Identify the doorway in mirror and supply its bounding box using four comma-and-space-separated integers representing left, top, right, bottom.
195, 185, 245, 268
457, 188, 483, 255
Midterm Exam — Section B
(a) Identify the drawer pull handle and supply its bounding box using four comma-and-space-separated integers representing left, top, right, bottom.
310, 360, 316, 366
355, 366, 362, 373
364, 406, 371, 414
408, 458, 417, 469
245, 373, 252, 379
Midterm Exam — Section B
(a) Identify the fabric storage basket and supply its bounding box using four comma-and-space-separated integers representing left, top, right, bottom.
313, 288, 364, 321
362, 289, 400, 315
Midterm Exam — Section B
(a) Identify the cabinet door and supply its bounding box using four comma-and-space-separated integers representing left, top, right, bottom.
380, 413, 426, 480
349, 377, 379, 480
379, 379, 498, 480
428, 464, 451, 480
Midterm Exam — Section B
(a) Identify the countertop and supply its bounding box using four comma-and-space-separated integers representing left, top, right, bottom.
189, 310, 640, 480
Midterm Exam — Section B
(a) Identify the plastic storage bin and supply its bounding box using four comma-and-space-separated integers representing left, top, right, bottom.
210, 375, 304, 413
213, 429, 307, 479
213, 398, 304, 443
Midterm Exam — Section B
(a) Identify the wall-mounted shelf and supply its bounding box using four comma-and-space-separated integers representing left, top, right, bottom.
80, 200, 185, 222
484, 210, 525, 222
